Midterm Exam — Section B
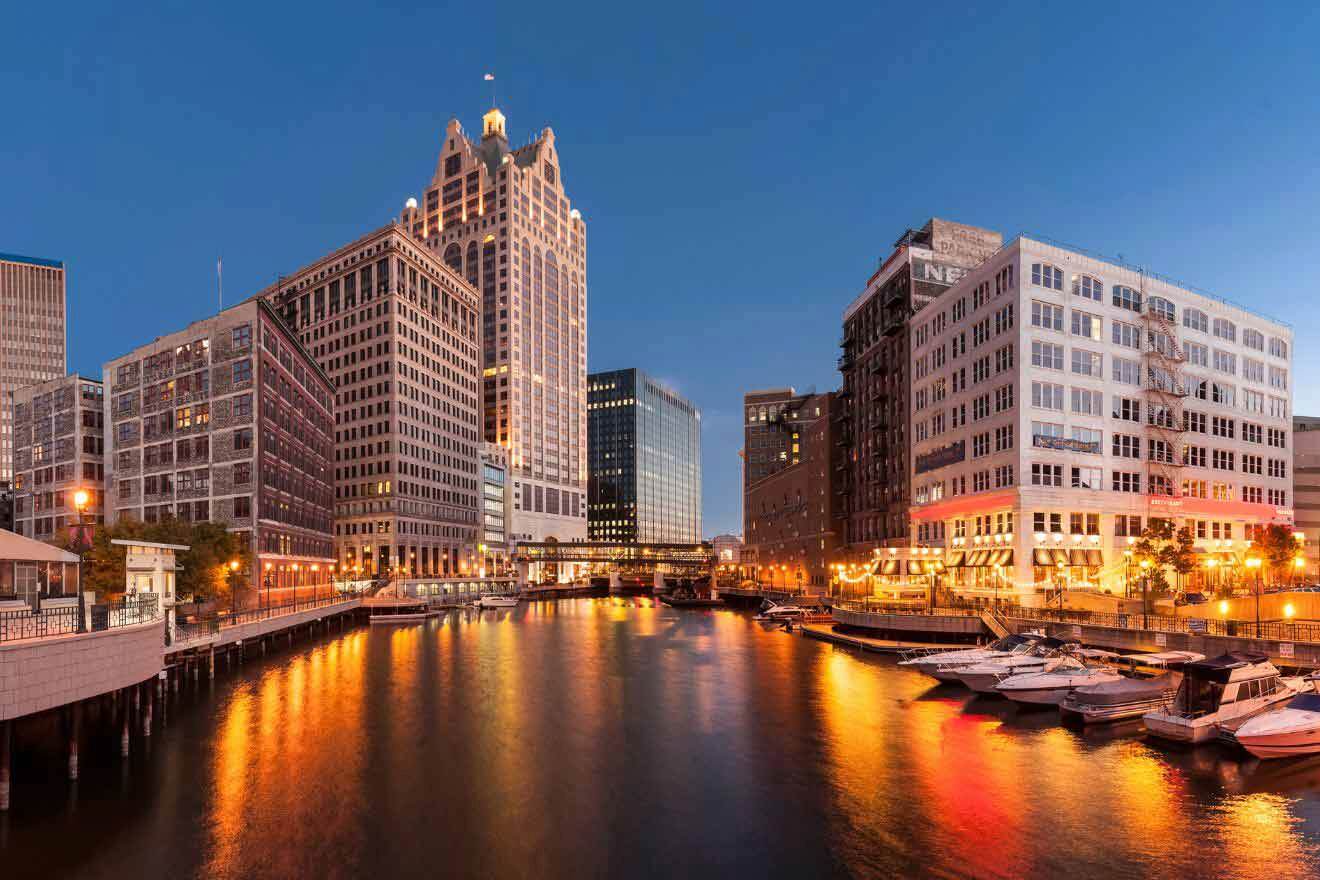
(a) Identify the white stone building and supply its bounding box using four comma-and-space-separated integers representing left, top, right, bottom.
908, 236, 1294, 600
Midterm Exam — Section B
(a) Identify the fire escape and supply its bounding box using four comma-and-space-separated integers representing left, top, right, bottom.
1139, 277, 1189, 510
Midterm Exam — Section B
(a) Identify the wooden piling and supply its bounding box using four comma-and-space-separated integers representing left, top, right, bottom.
67, 702, 82, 780
1, 718, 12, 811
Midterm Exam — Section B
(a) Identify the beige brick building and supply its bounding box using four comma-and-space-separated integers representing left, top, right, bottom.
261, 225, 482, 579
103, 299, 335, 594
399, 106, 587, 549
1, 252, 67, 484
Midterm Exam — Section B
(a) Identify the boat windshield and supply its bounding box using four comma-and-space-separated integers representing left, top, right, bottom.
1180, 675, 1225, 717
1289, 693, 1320, 712
993, 635, 1030, 651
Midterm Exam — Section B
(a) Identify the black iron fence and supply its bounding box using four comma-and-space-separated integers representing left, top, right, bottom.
0, 603, 81, 642
0, 593, 162, 644
171, 590, 362, 646
999, 605, 1320, 645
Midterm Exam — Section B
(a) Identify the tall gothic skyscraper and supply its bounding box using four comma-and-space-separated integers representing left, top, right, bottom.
402, 107, 587, 546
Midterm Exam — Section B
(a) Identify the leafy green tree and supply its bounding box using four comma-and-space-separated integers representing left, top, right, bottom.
1254, 523, 1300, 586
40, 517, 252, 604
1133, 519, 1197, 597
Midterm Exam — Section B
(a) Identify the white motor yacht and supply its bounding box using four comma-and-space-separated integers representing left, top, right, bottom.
1234, 691, 1320, 759
754, 602, 807, 622
956, 638, 1075, 694
1144, 652, 1311, 745
900, 633, 1041, 679
994, 650, 1123, 706
473, 594, 520, 609
1059, 652, 1204, 725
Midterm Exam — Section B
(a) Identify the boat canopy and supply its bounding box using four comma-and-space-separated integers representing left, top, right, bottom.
1288, 693, 1320, 712
1125, 651, 1206, 668
1184, 652, 1272, 684
1072, 672, 1181, 706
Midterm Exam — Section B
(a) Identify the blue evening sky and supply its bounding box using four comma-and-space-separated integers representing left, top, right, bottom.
3, 2, 1319, 538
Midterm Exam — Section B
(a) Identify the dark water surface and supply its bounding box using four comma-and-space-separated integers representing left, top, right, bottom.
5, 598, 1320, 879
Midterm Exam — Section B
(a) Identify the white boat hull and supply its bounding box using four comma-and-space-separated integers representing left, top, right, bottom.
1235, 707, 1320, 758
999, 686, 1072, 706
959, 669, 1011, 694
1145, 689, 1298, 745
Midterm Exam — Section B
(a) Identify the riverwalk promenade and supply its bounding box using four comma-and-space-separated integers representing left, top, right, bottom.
0, 591, 362, 811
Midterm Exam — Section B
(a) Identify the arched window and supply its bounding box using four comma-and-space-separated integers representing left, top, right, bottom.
1031, 263, 1063, 290
1148, 296, 1175, 322
1112, 285, 1142, 312
1212, 317, 1237, 342
1182, 307, 1208, 333
1243, 328, 1264, 351
443, 243, 462, 273
1074, 274, 1103, 301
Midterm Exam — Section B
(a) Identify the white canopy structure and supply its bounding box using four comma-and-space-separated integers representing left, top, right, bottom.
0, 527, 82, 606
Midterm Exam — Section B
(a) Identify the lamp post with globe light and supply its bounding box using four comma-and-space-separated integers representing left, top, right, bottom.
72, 489, 91, 632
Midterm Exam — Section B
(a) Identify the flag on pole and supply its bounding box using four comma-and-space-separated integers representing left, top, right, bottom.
484, 73, 495, 81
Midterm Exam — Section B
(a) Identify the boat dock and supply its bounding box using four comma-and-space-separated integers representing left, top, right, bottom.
798, 623, 952, 655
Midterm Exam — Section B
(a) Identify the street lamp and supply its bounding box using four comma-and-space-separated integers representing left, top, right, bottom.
72, 489, 91, 632
227, 560, 241, 614
1245, 556, 1263, 637
263, 562, 273, 610
1139, 559, 1152, 629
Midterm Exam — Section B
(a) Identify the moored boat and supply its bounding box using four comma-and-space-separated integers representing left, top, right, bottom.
995, 651, 1122, 706
901, 633, 1042, 679
754, 602, 807, 622
1143, 652, 1310, 745
1234, 691, 1320, 758
956, 638, 1075, 694
473, 594, 520, 609
1059, 652, 1202, 725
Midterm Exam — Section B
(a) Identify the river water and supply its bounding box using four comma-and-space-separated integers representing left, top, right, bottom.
4, 598, 1320, 879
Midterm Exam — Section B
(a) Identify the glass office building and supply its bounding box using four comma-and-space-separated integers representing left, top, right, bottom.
588, 368, 701, 543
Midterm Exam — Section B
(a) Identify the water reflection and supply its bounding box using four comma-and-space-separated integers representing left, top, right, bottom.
3, 600, 1320, 879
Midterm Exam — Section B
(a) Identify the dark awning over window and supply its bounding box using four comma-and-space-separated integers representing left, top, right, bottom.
1050, 548, 1072, 566
1033, 548, 1053, 566
944, 551, 965, 569
1085, 549, 1104, 566
880, 559, 899, 576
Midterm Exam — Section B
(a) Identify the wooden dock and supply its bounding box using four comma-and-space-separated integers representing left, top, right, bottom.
798, 623, 955, 655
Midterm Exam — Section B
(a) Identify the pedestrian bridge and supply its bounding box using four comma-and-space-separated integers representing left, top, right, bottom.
512, 541, 714, 567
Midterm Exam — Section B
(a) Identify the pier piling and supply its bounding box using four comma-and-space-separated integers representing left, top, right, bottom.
1, 719, 11, 811
67, 703, 81, 780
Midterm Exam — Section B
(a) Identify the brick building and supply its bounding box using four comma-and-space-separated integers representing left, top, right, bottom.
742, 389, 842, 588
261, 224, 482, 579
103, 298, 335, 595
10, 375, 104, 540
836, 219, 1001, 557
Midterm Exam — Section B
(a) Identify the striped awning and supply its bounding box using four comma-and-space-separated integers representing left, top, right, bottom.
1033, 548, 1053, 566
944, 551, 965, 569
1068, 549, 1089, 566
906, 560, 927, 576
1085, 548, 1104, 566
879, 559, 899, 576
966, 550, 988, 567
989, 549, 1014, 566
1051, 548, 1072, 566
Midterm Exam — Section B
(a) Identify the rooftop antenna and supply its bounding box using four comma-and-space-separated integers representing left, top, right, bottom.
217, 256, 223, 310
484, 72, 496, 107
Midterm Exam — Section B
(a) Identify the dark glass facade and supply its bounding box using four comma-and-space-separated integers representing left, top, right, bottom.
588, 368, 701, 543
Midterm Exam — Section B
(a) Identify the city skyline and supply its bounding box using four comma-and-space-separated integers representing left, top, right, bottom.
4, 3, 1320, 538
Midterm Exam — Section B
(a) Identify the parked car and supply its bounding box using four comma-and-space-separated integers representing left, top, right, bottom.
1174, 591, 1209, 606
